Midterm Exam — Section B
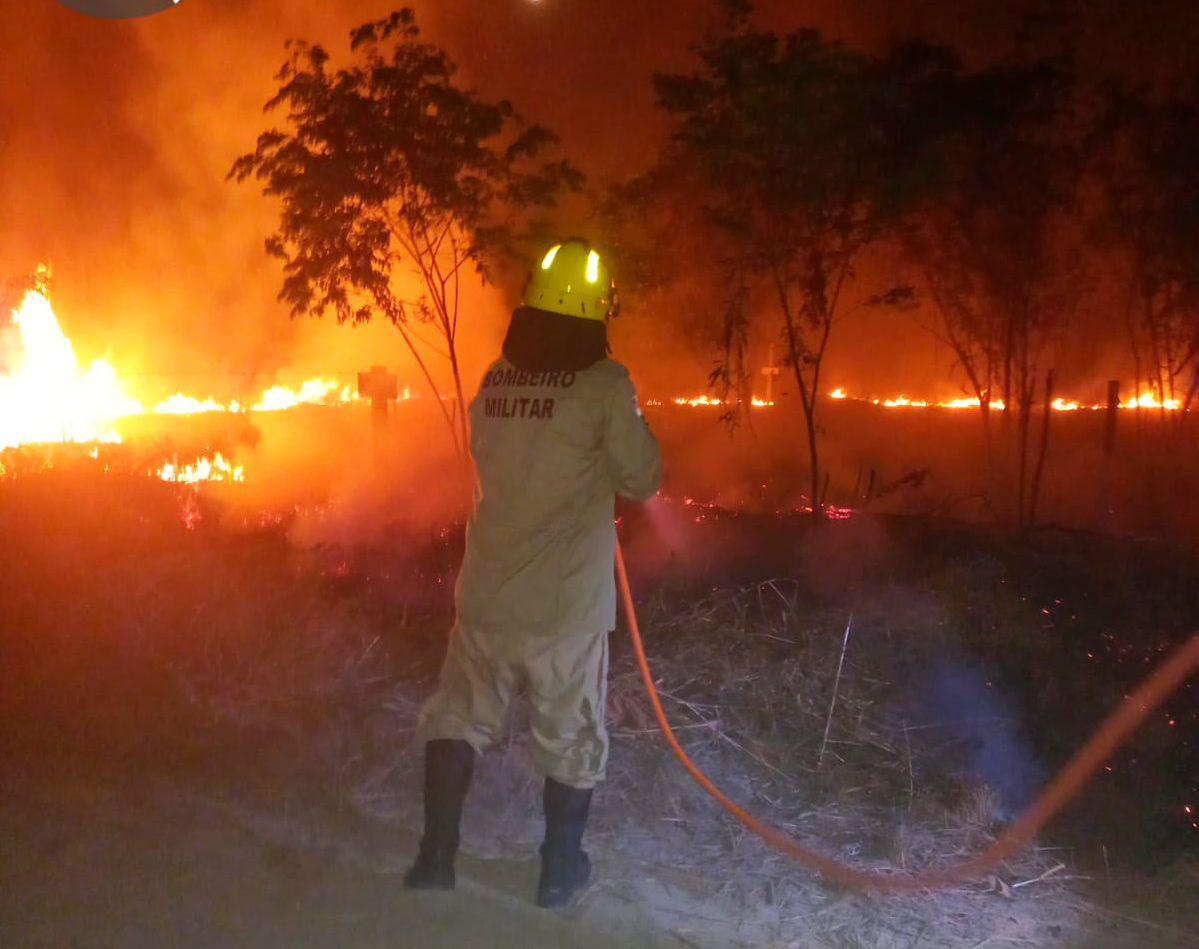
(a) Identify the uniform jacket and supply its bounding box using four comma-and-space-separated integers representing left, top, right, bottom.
455, 338, 661, 638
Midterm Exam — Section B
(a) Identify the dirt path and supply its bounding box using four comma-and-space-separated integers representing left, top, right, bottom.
0, 758, 685, 949
2, 741, 1196, 949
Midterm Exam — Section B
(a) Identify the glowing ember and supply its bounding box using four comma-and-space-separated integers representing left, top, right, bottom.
0, 287, 143, 449
158, 452, 245, 484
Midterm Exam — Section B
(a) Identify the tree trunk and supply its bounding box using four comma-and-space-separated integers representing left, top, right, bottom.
1002, 313, 1015, 433
775, 270, 824, 519
1104, 379, 1120, 455
446, 341, 471, 458
801, 390, 822, 517
1026, 368, 1055, 531
1014, 323, 1032, 530
1121, 275, 1142, 408
383, 299, 462, 456
1183, 364, 1199, 415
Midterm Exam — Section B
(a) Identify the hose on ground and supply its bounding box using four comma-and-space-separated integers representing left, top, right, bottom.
615, 539, 1199, 892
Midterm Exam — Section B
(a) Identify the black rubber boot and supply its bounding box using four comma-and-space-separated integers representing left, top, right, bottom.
536, 777, 594, 909
404, 739, 475, 890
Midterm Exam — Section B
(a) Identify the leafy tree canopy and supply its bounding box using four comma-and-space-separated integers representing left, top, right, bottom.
230, 8, 581, 451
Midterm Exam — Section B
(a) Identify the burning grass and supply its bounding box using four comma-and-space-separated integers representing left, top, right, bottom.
1, 471, 1196, 946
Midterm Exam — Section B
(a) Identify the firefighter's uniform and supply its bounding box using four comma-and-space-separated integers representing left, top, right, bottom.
406, 239, 659, 906
417, 356, 661, 787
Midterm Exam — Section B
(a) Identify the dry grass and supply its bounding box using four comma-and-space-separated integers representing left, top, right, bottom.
338, 580, 1176, 947
2, 470, 1196, 947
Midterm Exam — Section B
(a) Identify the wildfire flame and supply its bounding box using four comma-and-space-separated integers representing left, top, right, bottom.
158, 452, 245, 485
252, 379, 357, 412
681, 386, 1184, 413
0, 281, 380, 457
3, 274, 1187, 484
0, 287, 144, 450
1121, 393, 1181, 411
153, 380, 368, 417
155, 394, 242, 415
674, 395, 725, 408
672, 395, 775, 409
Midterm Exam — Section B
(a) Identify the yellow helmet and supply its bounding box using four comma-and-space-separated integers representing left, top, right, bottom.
523, 238, 618, 321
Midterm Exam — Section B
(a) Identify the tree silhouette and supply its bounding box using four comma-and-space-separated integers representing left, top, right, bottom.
652, 11, 941, 514
1099, 79, 1199, 418
231, 9, 581, 453
899, 56, 1084, 527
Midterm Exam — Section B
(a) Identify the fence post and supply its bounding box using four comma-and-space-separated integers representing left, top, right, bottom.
358, 365, 398, 461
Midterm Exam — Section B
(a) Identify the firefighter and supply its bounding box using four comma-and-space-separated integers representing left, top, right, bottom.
405, 239, 662, 908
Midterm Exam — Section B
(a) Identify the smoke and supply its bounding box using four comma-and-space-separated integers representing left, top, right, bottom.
0, 2, 762, 408
921, 659, 1046, 820
177, 398, 471, 545
0, 2, 522, 413
4, 0, 1197, 527
4, 1, 1195, 408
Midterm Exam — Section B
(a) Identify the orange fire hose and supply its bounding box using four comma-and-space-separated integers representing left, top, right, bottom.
615, 540, 1199, 892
